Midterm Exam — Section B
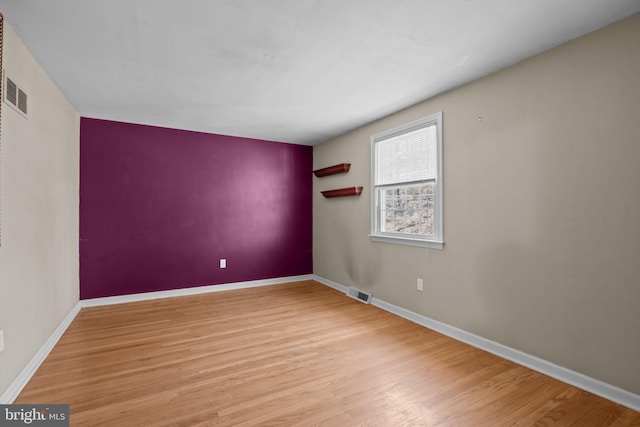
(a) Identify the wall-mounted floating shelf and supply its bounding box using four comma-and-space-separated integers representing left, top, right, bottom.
313, 163, 351, 177
321, 187, 363, 198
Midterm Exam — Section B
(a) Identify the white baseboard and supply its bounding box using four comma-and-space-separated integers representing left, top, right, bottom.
0, 274, 313, 403
81, 274, 314, 307
312, 274, 640, 412
312, 275, 349, 293
0, 302, 82, 404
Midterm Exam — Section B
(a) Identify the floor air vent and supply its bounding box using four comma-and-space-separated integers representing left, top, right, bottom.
346, 287, 372, 304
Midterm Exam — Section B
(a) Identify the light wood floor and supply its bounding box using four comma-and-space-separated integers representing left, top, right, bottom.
16, 280, 639, 426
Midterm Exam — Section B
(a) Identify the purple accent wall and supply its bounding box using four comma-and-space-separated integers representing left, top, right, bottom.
80, 118, 312, 299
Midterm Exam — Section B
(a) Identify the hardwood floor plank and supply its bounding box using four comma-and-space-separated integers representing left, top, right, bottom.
15, 280, 639, 426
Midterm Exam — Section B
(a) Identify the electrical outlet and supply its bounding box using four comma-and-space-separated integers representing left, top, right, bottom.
417, 278, 424, 291
0, 330, 4, 353
220, 259, 226, 269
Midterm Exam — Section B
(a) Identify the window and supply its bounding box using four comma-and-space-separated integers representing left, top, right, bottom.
370, 112, 443, 249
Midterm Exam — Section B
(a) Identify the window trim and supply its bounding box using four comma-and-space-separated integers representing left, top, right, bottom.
370, 112, 444, 249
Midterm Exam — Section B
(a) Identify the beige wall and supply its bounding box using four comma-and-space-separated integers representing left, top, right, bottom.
0, 24, 79, 396
314, 14, 640, 394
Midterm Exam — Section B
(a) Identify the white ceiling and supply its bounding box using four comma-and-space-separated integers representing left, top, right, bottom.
1, 1, 639, 145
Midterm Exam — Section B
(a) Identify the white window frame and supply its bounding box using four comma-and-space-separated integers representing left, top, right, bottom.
370, 112, 444, 249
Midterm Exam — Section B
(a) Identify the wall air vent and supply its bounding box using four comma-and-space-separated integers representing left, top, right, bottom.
6, 76, 16, 105
346, 287, 372, 304
4, 73, 28, 117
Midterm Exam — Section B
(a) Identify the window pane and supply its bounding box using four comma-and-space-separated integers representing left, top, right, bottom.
380, 182, 434, 237
375, 124, 437, 186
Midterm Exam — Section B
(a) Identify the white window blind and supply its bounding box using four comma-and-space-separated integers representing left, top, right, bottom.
375, 124, 437, 186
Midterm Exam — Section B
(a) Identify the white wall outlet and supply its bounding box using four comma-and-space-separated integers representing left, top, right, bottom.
0, 330, 4, 352
417, 278, 424, 291
220, 259, 227, 269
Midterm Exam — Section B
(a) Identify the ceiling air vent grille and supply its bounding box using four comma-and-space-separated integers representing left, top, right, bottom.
346, 287, 372, 304
4, 73, 28, 117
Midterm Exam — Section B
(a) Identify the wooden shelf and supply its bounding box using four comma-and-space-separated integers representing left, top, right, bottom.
321, 187, 363, 198
313, 163, 351, 177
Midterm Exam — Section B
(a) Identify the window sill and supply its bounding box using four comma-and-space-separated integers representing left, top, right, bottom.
369, 234, 444, 249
